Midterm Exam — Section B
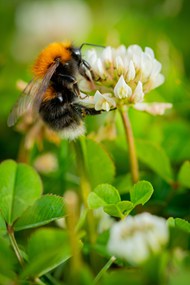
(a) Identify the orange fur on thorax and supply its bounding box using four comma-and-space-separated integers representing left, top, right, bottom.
42, 86, 56, 102
33, 41, 72, 78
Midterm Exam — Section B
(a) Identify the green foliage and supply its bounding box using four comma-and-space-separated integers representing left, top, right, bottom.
84, 139, 115, 188
168, 217, 190, 233
102, 269, 143, 285
0, 237, 17, 281
88, 181, 153, 218
22, 228, 70, 278
14, 195, 65, 231
0, 160, 42, 225
178, 161, 190, 188
104, 201, 133, 218
0, 213, 6, 235
0, 160, 66, 231
130, 180, 154, 207
168, 268, 190, 285
88, 184, 120, 208
136, 140, 173, 183
1, 0, 190, 284
88, 184, 129, 218
0, 160, 68, 283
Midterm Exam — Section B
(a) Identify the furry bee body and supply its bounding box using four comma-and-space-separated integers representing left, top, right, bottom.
8, 42, 100, 139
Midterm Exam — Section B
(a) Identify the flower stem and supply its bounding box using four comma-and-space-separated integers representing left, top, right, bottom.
73, 139, 97, 254
93, 256, 116, 284
7, 224, 24, 267
34, 278, 47, 285
119, 107, 139, 183
64, 191, 82, 277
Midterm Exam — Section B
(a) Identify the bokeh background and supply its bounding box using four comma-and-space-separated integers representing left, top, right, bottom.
1, 0, 190, 168
1, 2, 190, 283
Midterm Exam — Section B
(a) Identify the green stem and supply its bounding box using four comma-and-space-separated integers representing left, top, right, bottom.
73, 139, 90, 207
93, 256, 116, 284
73, 139, 97, 261
119, 108, 139, 183
34, 277, 47, 285
65, 191, 82, 277
7, 224, 24, 267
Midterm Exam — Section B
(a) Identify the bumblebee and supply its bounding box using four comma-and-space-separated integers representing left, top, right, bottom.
8, 41, 101, 139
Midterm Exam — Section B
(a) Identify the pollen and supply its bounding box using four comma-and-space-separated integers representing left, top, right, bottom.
33, 41, 72, 78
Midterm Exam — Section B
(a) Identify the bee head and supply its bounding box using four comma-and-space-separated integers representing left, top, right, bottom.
71, 48, 82, 63
72, 43, 105, 82
70, 47, 90, 81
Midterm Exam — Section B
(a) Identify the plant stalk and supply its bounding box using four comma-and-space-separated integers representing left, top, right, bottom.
65, 190, 82, 277
34, 278, 47, 285
74, 139, 97, 243
7, 224, 24, 267
119, 107, 139, 183
93, 256, 116, 284
73, 139, 97, 267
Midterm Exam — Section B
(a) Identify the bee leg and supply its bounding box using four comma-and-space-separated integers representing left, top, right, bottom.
73, 82, 80, 97
84, 107, 117, 114
58, 74, 77, 85
73, 104, 101, 117
58, 74, 80, 96
83, 107, 102, 116
82, 60, 95, 80
79, 60, 94, 82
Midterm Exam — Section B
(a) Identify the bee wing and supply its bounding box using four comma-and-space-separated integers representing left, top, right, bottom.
32, 59, 60, 110
7, 60, 59, 127
7, 79, 41, 127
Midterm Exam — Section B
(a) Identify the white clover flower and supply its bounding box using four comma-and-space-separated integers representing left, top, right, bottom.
84, 44, 172, 115
114, 75, 132, 99
94, 91, 116, 112
131, 81, 144, 103
94, 59, 107, 79
102, 46, 113, 66
126, 60, 136, 81
107, 213, 169, 265
134, 102, 173, 115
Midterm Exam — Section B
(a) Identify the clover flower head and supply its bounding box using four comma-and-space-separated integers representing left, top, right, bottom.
94, 91, 116, 112
114, 75, 132, 100
84, 44, 172, 115
107, 212, 169, 265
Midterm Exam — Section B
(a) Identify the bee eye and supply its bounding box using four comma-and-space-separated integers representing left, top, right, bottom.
72, 48, 81, 62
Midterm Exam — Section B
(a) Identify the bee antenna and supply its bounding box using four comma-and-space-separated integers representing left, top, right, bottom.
80, 43, 105, 50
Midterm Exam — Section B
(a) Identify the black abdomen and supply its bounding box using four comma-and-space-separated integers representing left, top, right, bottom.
39, 97, 82, 131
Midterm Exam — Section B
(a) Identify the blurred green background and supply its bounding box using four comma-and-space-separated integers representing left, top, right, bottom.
0, 0, 190, 165
1, 2, 190, 283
